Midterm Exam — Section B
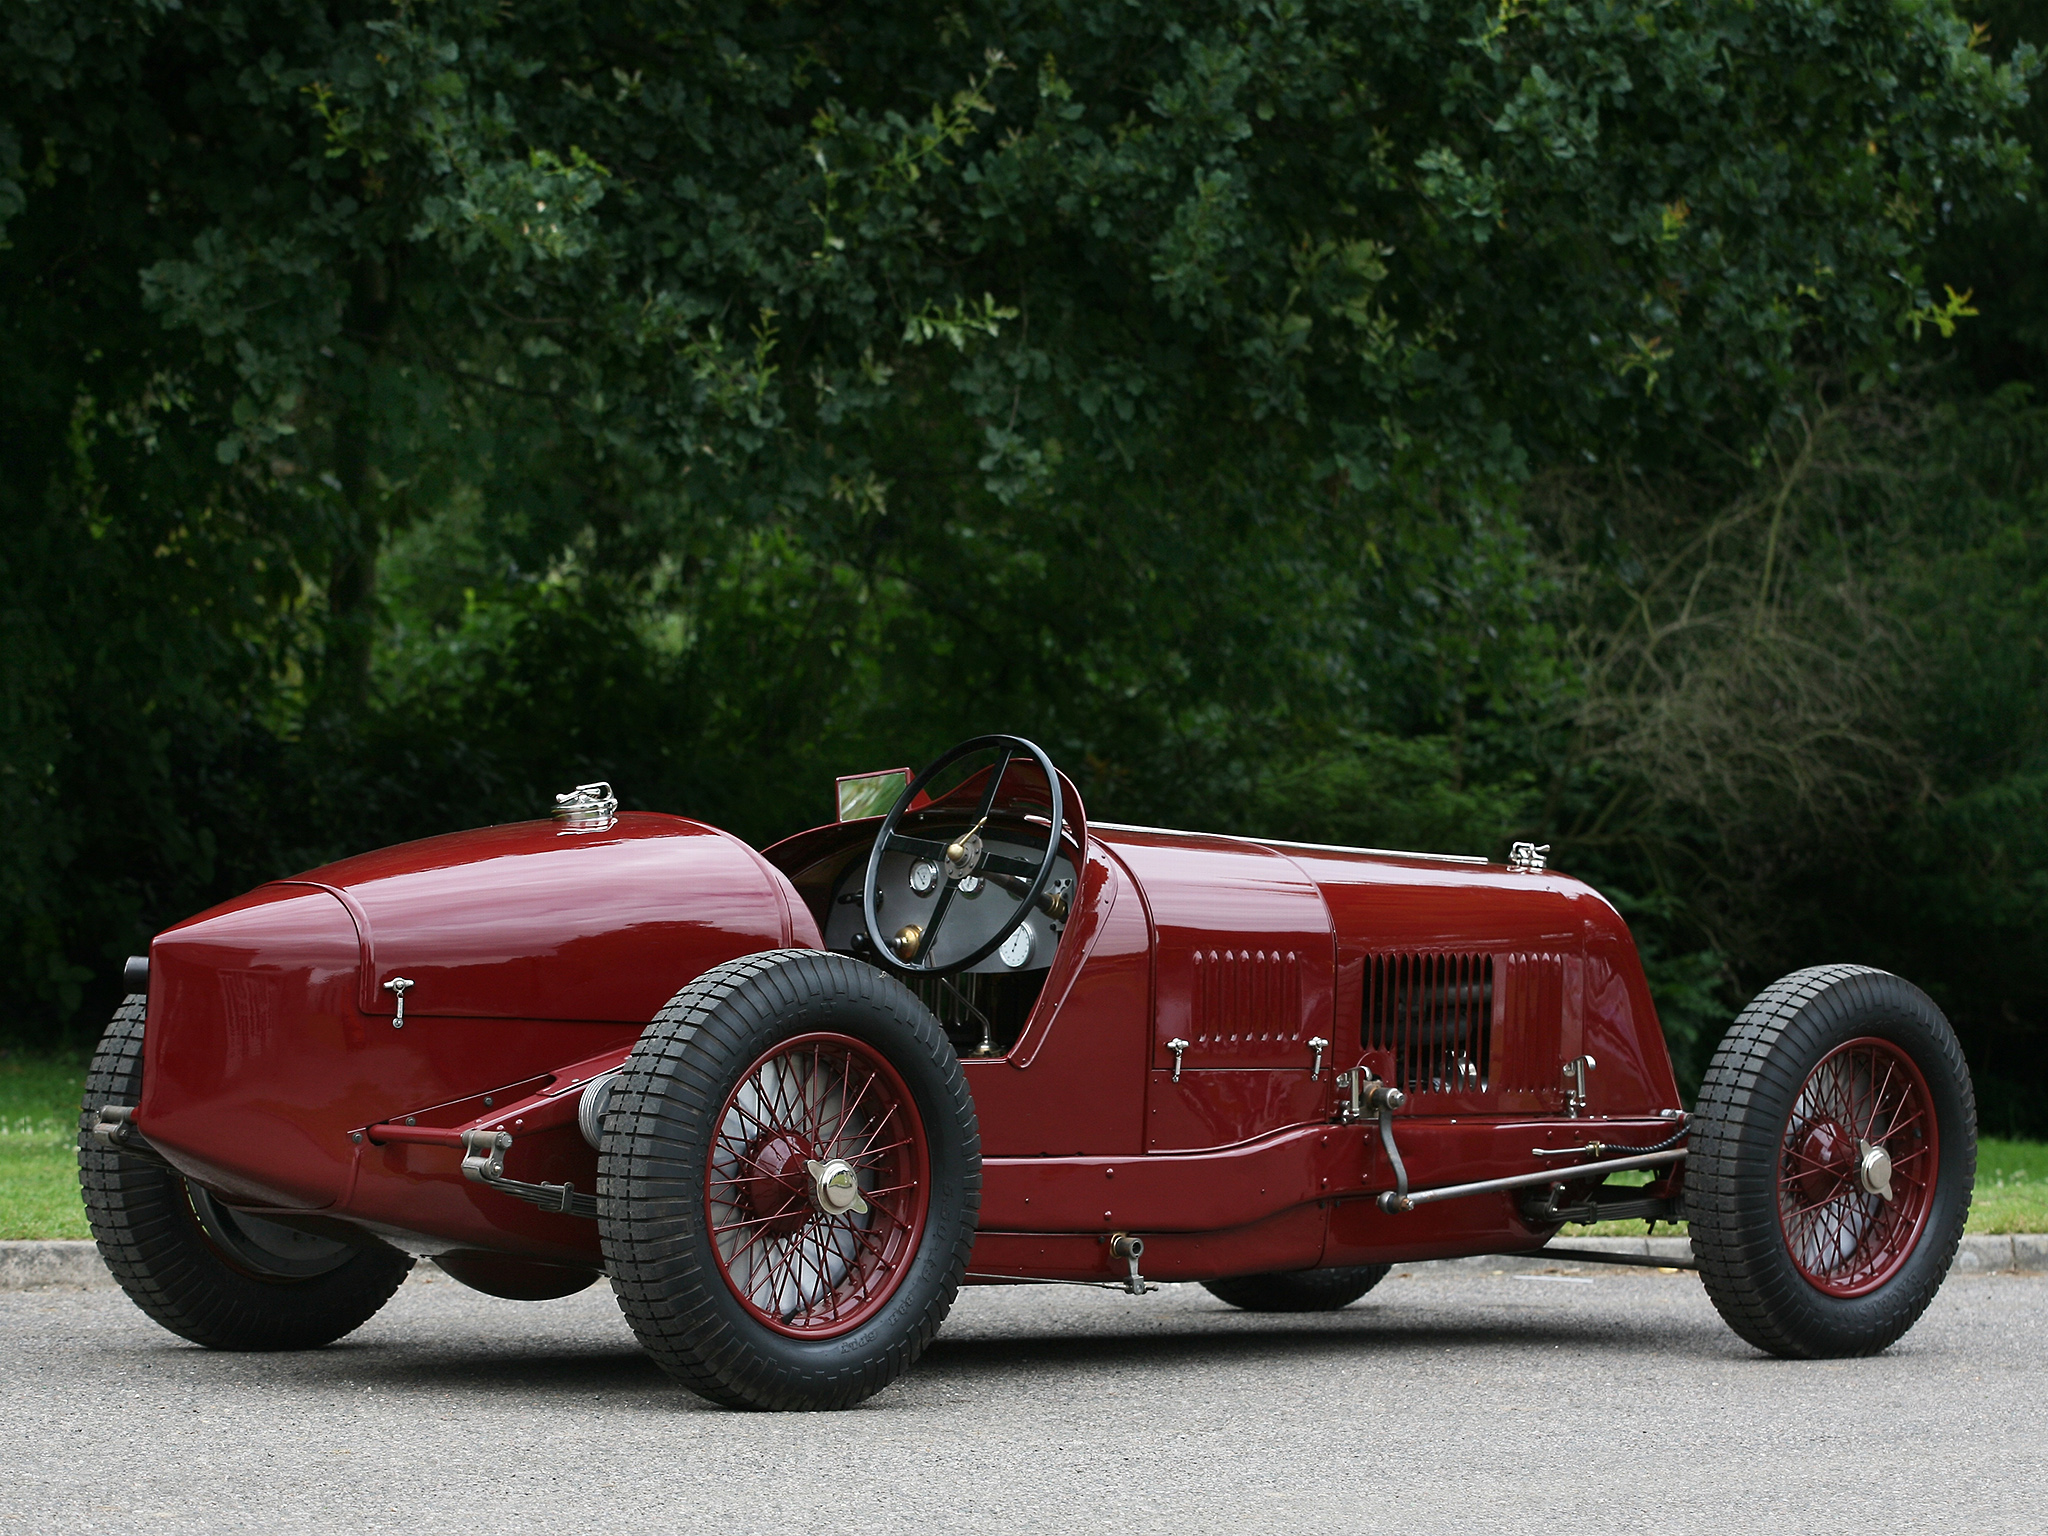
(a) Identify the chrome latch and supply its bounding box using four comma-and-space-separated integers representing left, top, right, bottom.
1166, 1037, 1189, 1083
1308, 1036, 1330, 1080
1508, 841, 1551, 873
1109, 1233, 1151, 1296
383, 977, 414, 1030
1562, 1054, 1597, 1118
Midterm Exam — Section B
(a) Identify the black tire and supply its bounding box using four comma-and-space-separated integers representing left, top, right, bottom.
1688, 965, 1975, 1359
1202, 1264, 1392, 1313
599, 950, 981, 1411
78, 996, 414, 1350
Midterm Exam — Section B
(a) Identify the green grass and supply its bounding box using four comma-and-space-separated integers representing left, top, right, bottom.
4, 1054, 2046, 1241
1973, 1137, 2048, 1235
0, 1054, 91, 1241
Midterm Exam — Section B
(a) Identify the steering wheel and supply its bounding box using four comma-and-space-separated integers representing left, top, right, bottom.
861, 735, 1066, 976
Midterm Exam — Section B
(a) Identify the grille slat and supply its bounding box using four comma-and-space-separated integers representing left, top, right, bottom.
1364, 951, 1495, 1096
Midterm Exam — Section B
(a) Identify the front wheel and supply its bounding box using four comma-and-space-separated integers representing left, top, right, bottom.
79, 996, 414, 1349
598, 951, 981, 1410
1688, 965, 1974, 1358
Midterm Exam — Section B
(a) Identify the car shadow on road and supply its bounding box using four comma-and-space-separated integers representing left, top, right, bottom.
102, 1333, 672, 1401
88, 1286, 1741, 1412
924, 1318, 1651, 1373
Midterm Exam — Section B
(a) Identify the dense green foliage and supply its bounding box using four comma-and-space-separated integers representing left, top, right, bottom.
4, 0, 2045, 1127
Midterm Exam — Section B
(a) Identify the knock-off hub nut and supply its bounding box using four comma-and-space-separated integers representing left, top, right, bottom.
805, 1157, 869, 1217
1857, 1139, 1896, 1202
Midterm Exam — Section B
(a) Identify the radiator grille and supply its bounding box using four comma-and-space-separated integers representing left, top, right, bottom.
1363, 952, 1494, 1095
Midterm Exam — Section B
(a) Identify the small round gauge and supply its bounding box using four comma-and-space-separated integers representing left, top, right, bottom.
907, 858, 940, 895
998, 925, 1035, 970
958, 875, 983, 897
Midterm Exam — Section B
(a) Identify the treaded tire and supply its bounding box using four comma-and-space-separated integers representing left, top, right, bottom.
1689, 965, 1974, 1359
598, 950, 980, 1411
1201, 1265, 1392, 1313
78, 996, 414, 1350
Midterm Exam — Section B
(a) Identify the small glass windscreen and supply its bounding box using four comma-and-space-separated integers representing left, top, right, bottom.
836, 768, 911, 822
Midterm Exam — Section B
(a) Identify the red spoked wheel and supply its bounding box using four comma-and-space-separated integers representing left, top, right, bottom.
706, 1032, 931, 1338
1777, 1036, 1939, 1298
1691, 965, 1975, 1359
603, 951, 980, 1409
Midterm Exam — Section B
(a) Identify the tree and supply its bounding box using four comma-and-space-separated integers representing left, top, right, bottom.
2, 1, 2036, 1104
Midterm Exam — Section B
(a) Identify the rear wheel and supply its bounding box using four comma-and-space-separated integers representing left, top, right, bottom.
599, 950, 980, 1411
79, 997, 414, 1350
1688, 965, 1974, 1358
1202, 1265, 1392, 1313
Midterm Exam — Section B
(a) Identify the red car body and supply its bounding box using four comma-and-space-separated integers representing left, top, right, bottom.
134, 786, 1684, 1290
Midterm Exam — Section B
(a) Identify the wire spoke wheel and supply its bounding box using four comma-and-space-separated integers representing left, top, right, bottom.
1690, 965, 1974, 1359
707, 1032, 931, 1338
601, 951, 979, 1411
1776, 1037, 1938, 1297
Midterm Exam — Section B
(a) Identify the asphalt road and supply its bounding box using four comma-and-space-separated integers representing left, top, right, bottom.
2, 1261, 2042, 1535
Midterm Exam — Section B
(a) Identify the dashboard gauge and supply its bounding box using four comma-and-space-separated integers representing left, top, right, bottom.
998, 925, 1035, 969
907, 859, 940, 895
958, 875, 984, 896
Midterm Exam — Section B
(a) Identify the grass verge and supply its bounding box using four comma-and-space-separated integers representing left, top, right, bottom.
0, 1055, 91, 1241
5, 1055, 2046, 1242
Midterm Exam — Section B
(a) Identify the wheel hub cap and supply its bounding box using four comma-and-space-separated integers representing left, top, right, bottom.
1794, 1121, 1854, 1203
805, 1157, 869, 1216
736, 1132, 814, 1235
1857, 1139, 1896, 1202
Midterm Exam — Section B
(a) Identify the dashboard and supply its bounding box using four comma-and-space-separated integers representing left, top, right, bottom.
823, 827, 1076, 977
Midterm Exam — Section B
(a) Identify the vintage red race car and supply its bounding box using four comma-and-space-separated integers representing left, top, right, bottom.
80, 735, 1977, 1409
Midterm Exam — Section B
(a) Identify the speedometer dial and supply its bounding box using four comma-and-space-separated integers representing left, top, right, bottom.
998, 925, 1035, 970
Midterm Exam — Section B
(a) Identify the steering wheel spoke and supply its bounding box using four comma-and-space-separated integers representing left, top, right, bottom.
978, 852, 1040, 879
973, 748, 1014, 821
912, 881, 962, 968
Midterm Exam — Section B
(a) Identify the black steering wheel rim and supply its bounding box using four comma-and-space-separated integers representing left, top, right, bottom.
860, 734, 1065, 977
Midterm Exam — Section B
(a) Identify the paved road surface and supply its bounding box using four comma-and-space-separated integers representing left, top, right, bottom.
2, 1261, 2041, 1534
